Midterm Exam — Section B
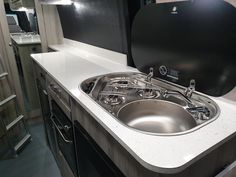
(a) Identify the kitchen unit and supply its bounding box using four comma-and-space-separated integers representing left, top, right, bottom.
29, 1, 236, 176
32, 50, 236, 177
11, 33, 41, 118
8, 0, 35, 11
34, 61, 77, 177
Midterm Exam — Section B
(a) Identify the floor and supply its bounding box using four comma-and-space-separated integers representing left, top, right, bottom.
0, 121, 61, 177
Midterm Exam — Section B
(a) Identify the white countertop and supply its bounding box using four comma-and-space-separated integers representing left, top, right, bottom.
31, 51, 236, 174
11, 34, 41, 45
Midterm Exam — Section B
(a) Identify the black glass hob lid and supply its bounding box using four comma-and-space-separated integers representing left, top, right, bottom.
131, 0, 236, 96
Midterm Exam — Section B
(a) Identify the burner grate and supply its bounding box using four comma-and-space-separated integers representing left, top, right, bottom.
100, 94, 125, 106
108, 78, 135, 88
137, 89, 160, 99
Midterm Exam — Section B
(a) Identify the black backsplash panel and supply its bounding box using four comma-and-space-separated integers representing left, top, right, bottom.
57, 0, 128, 54
131, 0, 236, 96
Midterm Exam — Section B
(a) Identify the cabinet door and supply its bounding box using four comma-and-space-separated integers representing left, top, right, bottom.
36, 79, 50, 145
36, 79, 50, 120
74, 121, 125, 177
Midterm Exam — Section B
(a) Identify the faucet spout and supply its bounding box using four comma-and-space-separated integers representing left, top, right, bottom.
146, 67, 154, 82
184, 79, 195, 98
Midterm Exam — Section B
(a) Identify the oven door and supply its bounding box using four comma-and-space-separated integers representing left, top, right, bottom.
51, 101, 77, 176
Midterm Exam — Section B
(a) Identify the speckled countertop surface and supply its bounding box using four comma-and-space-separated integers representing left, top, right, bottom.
11, 34, 41, 45
31, 50, 236, 174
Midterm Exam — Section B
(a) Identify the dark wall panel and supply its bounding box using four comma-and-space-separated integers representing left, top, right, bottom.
57, 0, 128, 54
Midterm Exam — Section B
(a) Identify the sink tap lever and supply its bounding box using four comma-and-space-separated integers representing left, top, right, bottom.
186, 106, 210, 117
185, 79, 195, 98
146, 67, 154, 82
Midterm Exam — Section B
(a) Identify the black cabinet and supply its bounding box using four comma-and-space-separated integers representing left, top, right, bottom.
74, 121, 125, 177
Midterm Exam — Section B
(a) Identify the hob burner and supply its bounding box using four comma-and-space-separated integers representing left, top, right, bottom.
109, 78, 134, 88
101, 95, 125, 106
137, 89, 160, 99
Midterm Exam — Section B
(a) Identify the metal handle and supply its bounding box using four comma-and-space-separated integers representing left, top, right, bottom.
49, 84, 62, 95
146, 67, 154, 82
43, 89, 48, 96
48, 86, 71, 117
50, 84, 59, 92
50, 115, 72, 144
63, 125, 71, 132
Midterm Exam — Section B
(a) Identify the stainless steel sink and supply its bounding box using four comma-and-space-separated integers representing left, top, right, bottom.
117, 100, 197, 134
80, 72, 220, 136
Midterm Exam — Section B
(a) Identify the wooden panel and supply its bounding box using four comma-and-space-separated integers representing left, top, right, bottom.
42, 5, 64, 46
15, 44, 41, 113
0, 73, 13, 102
225, 0, 236, 7
34, 0, 48, 52
0, 0, 26, 117
0, 136, 11, 159
33, 60, 47, 89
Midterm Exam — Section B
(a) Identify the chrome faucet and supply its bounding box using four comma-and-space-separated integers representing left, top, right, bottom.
184, 79, 195, 98
146, 67, 154, 82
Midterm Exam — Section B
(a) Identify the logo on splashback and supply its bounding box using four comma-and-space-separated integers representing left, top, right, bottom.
159, 65, 168, 76
171, 6, 178, 15
159, 65, 179, 80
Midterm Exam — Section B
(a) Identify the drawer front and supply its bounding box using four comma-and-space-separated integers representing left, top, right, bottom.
47, 75, 71, 118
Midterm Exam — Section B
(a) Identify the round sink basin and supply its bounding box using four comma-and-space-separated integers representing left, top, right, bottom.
117, 100, 197, 135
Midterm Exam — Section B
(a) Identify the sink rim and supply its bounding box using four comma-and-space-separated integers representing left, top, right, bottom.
79, 72, 221, 136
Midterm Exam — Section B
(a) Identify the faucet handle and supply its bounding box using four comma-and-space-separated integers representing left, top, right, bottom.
146, 67, 154, 82
189, 79, 196, 91
149, 67, 154, 74
185, 79, 196, 98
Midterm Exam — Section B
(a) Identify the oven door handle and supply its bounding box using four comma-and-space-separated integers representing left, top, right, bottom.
43, 89, 48, 96
50, 115, 72, 144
